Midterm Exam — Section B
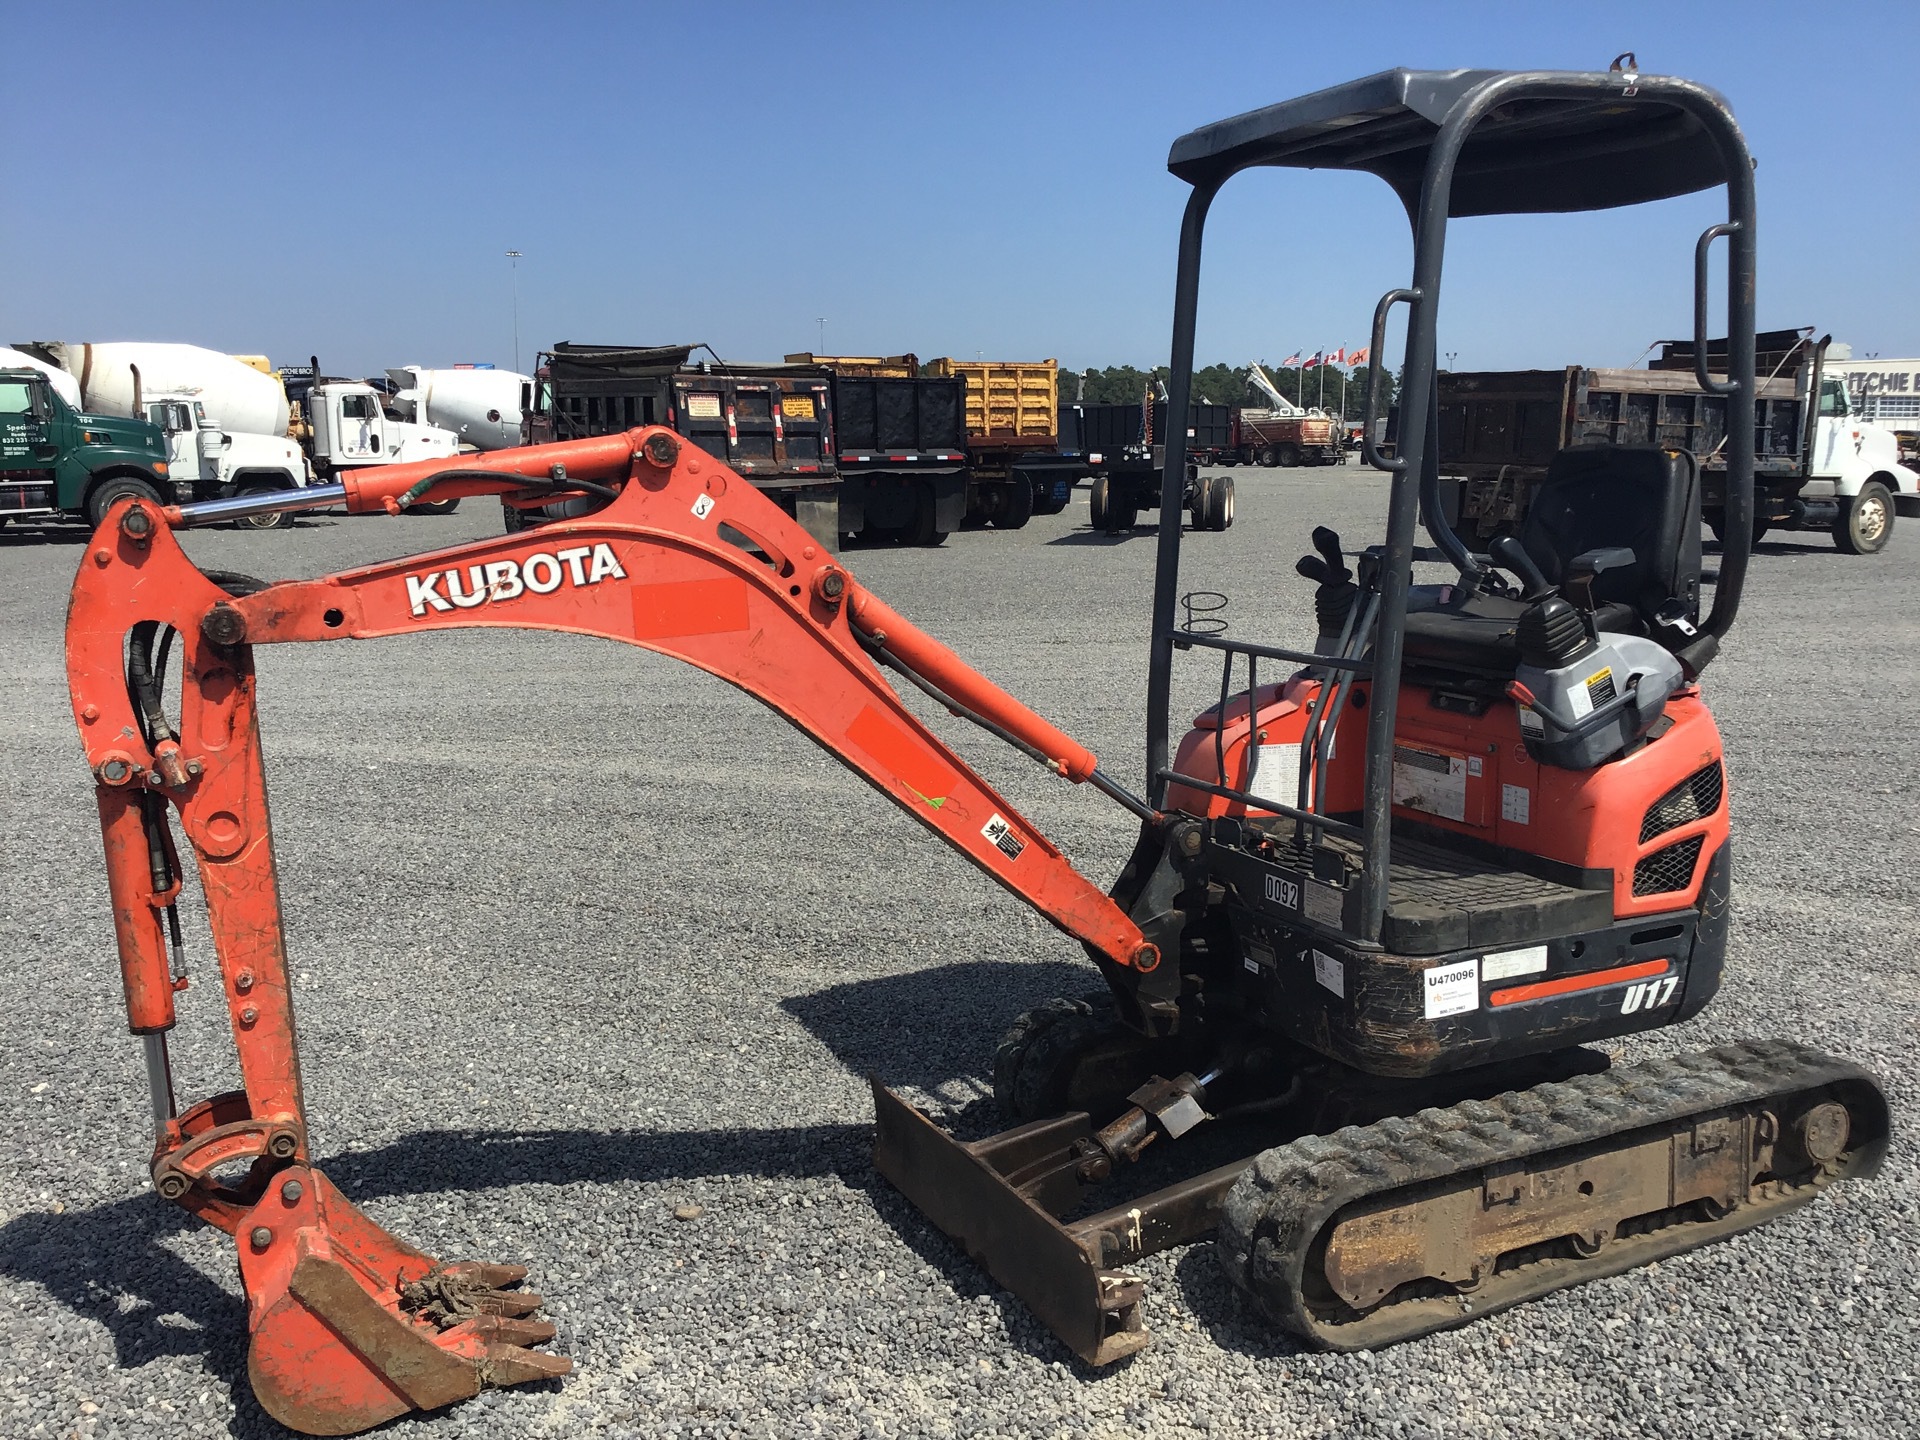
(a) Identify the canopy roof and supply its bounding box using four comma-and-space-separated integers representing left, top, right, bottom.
1167, 69, 1734, 216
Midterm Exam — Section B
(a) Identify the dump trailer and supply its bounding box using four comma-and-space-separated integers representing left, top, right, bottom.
519, 343, 841, 548
1236, 407, 1342, 466
783, 353, 967, 545
1060, 397, 1235, 532
1437, 329, 1920, 553
927, 356, 1082, 525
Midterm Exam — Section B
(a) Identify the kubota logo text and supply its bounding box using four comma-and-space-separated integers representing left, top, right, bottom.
405, 543, 628, 616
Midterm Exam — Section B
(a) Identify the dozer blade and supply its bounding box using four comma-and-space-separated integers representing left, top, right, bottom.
1218, 1040, 1891, 1351
235, 1167, 569, 1436
872, 1081, 1256, 1365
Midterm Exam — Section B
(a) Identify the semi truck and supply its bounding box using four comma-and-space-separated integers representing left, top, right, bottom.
1825, 351, 1920, 467
278, 360, 465, 509
782, 353, 967, 545
1058, 396, 1235, 533
926, 357, 1082, 526
516, 343, 842, 548
1433, 329, 1920, 554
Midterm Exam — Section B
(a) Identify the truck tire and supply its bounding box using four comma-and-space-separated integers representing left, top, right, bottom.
1204, 474, 1235, 530
1835, 481, 1894, 554
903, 484, 948, 547
1189, 474, 1211, 529
1106, 484, 1140, 535
233, 484, 296, 531
1257, 445, 1279, 468
405, 498, 462, 516
1277, 443, 1301, 468
1090, 475, 1111, 530
86, 475, 164, 528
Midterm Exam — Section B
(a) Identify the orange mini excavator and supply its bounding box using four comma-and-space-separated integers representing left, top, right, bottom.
69, 68, 1887, 1434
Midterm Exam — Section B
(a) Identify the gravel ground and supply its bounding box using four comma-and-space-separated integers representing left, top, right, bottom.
0, 465, 1915, 1439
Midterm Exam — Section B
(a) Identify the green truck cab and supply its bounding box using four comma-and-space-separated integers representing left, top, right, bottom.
0, 368, 173, 527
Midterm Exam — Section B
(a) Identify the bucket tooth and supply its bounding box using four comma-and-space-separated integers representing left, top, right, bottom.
234, 1166, 568, 1436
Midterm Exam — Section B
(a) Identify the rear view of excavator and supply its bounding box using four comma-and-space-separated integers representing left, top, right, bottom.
64, 65, 1887, 1434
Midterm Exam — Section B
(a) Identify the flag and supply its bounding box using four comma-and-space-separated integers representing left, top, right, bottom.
1330, 347, 1347, 366
1281, 352, 1301, 367
1347, 345, 1370, 366
1302, 350, 1323, 369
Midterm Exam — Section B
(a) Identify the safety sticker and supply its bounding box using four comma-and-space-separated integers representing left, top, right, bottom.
981, 813, 1026, 861
691, 492, 716, 520
1393, 745, 1466, 822
1501, 783, 1531, 825
1482, 944, 1548, 981
1312, 950, 1345, 998
1247, 742, 1301, 805
1467, 755, 1483, 777
1305, 881, 1343, 927
1585, 666, 1618, 708
1423, 957, 1480, 1019
1243, 940, 1275, 974
1518, 706, 1545, 735
685, 393, 722, 418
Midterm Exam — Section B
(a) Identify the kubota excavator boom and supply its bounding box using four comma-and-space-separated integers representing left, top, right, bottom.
68, 428, 1168, 1433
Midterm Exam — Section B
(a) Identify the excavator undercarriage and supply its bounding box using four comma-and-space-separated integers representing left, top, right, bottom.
63, 65, 1893, 1436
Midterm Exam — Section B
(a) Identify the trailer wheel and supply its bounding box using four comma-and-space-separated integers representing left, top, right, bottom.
1277, 444, 1301, 468
86, 474, 165, 528
1257, 445, 1279, 468
1835, 481, 1893, 554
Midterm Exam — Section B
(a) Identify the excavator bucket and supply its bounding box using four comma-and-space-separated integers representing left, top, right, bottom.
234, 1167, 568, 1435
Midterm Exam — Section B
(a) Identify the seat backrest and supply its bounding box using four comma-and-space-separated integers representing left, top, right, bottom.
1519, 444, 1701, 631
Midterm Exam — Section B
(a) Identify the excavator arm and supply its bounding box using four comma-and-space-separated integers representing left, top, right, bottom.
66, 428, 1160, 1434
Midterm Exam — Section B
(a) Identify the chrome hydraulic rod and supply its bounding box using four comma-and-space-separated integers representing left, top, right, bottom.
171, 482, 348, 527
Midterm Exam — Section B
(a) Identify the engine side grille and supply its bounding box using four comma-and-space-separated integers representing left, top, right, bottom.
1633, 835, 1705, 897
1639, 761, 1725, 844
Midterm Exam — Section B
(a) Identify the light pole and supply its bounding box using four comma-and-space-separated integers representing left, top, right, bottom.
506, 250, 523, 373
1445, 350, 1457, 371
816, 316, 827, 354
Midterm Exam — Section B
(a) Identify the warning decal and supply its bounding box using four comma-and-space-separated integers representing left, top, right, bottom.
1393, 745, 1467, 822
981, 813, 1027, 861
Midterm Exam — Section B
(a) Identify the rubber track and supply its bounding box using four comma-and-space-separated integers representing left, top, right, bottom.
1217, 1039, 1888, 1351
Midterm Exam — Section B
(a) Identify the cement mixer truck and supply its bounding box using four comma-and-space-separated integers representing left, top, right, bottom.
10, 342, 310, 526
383, 365, 529, 451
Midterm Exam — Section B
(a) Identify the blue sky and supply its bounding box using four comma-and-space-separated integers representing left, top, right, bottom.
4, 2, 1914, 379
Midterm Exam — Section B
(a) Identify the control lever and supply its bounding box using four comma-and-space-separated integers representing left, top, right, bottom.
1489, 535, 1553, 600
1311, 526, 1351, 583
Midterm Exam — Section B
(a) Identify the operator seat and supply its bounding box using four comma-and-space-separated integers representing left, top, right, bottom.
1401, 444, 1702, 677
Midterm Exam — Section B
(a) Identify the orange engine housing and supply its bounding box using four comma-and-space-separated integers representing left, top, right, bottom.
1169, 674, 1727, 919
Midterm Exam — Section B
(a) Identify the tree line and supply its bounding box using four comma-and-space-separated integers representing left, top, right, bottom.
1056, 362, 1398, 415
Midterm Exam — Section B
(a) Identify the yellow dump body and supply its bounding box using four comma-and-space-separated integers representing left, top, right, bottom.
784, 353, 918, 379
927, 358, 1058, 450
